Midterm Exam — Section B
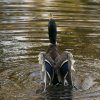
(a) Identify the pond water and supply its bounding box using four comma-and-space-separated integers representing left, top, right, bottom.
0, 0, 100, 100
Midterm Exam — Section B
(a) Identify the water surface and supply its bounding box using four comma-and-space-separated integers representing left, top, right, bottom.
0, 0, 100, 100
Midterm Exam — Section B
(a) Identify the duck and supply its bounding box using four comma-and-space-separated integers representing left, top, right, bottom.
38, 18, 75, 90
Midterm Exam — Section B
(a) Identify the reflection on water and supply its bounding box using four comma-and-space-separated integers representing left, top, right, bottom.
44, 86, 73, 100
0, 0, 100, 100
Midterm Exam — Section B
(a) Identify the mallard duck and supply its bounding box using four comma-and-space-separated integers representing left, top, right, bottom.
38, 18, 75, 90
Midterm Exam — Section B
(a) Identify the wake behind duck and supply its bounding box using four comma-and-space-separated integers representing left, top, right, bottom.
38, 18, 75, 91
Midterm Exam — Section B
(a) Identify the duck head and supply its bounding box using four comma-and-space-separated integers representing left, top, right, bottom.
48, 19, 57, 45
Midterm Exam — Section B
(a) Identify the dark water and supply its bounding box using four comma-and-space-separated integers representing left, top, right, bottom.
0, 0, 100, 100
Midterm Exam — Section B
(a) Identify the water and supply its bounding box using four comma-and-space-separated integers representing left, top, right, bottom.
0, 0, 100, 100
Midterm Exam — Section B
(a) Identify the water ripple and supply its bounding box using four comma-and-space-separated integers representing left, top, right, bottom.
0, 0, 100, 100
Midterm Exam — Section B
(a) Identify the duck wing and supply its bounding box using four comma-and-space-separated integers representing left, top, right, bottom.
44, 59, 54, 80
55, 51, 75, 85
38, 52, 54, 82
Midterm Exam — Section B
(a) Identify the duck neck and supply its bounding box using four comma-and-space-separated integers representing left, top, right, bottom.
48, 19, 57, 45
